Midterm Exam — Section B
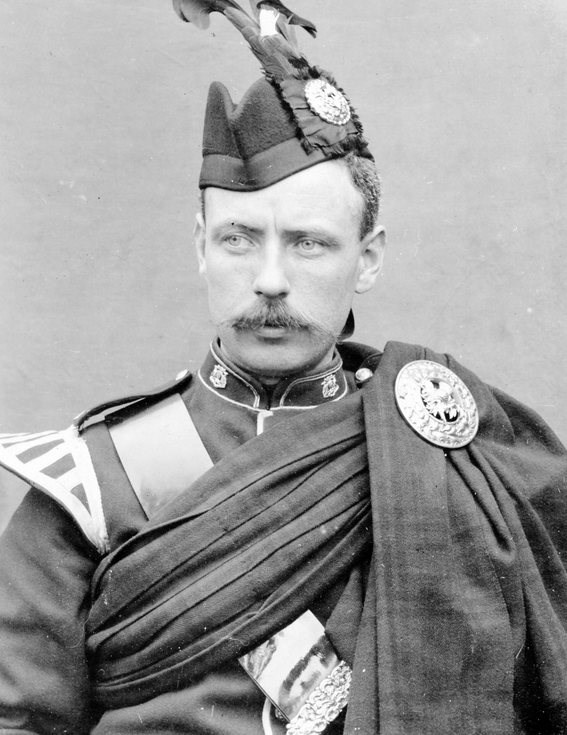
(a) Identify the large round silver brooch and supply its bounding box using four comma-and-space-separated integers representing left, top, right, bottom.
395, 361, 479, 449
304, 79, 351, 125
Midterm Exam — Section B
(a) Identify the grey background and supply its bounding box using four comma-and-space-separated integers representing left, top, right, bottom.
1, 1, 566, 524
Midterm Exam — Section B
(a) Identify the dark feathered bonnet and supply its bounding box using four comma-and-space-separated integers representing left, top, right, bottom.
173, 0, 373, 191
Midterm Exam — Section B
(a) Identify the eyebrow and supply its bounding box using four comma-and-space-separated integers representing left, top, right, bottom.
210, 221, 264, 240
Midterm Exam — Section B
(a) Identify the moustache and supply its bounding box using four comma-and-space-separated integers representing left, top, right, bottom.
226, 300, 335, 340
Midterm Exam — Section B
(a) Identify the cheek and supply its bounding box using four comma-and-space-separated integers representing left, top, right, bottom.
308, 257, 360, 292
204, 255, 253, 314
293, 262, 359, 313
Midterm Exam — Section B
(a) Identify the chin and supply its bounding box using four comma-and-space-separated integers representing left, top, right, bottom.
240, 353, 314, 379
230, 336, 334, 380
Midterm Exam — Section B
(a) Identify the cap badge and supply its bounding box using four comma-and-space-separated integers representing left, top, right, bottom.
304, 79, 351, 126
322, 373, 340, 398
210, 364, 228, 389
395, 361, 479, 449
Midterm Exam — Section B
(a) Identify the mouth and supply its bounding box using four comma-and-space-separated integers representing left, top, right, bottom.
252, 325, 291, 338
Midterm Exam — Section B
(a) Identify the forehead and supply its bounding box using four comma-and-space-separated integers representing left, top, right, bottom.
202, 159, 363, 228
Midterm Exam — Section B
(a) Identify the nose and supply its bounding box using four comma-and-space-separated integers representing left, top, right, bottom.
252, 247, 290, 299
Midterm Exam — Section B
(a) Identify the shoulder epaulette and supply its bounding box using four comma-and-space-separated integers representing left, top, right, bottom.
0, 369, 193, 554
0, 425, 110, 553
73, 368, 193, 432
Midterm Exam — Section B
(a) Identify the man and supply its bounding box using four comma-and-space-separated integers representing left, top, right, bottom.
1, 2, 567, 734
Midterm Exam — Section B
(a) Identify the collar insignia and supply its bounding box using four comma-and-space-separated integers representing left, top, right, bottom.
322, 373, 340, 398
395, 361, 479, 449
210, 364, 228, 389
304, 79, 351, 126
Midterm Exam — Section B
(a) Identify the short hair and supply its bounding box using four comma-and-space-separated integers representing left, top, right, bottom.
199, 154, 381, 240
341, 152, 381, 240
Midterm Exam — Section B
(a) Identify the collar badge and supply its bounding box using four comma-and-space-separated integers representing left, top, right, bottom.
304, 79, 351, 126
322, 373, 340, 399
210, 364, 228, 389
395, 360, 479, 449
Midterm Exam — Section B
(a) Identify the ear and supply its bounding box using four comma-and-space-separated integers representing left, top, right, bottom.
194, 211, 207, 277
355, 225, 386, 294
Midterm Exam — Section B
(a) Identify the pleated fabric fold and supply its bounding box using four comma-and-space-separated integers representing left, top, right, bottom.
86, 341, 567, 733
86, 390, 372, 706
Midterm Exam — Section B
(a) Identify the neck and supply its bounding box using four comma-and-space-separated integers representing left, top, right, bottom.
203, 341, 349, 411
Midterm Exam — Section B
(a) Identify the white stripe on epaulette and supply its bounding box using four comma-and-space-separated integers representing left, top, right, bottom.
0, 426, 109, 554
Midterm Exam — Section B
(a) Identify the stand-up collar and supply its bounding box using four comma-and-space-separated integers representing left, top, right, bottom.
198, 342, 349, 410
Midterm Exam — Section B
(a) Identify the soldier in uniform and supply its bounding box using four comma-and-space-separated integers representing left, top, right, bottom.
0, 2, 567, 734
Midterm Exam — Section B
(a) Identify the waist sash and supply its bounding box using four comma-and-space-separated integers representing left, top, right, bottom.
86, 389, 371, 706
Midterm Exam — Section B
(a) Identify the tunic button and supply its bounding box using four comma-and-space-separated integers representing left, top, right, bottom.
355, 367, 373, 384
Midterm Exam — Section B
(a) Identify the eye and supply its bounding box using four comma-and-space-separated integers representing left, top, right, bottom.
296, 238, 325, 256
223, 233, 253, 251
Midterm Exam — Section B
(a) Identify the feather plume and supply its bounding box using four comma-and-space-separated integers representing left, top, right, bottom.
250, 1, 316, 38
173, 0, 255, 30
173, 0, 311, 81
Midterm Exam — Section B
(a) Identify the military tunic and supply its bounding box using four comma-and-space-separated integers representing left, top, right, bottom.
0, 342, 360, 734
2, 340, 567, 734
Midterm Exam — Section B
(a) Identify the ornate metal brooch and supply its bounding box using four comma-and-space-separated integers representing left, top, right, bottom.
395, 360, 479, 448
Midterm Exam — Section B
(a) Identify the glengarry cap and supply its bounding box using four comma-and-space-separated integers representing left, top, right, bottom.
173, 0, 373, 191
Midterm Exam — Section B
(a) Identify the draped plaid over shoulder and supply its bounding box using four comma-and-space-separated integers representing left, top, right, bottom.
81, 342, 567, 733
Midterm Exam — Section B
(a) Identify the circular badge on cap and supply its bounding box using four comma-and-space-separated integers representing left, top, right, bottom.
395, 361, 479, 449
304, 79, 351, 126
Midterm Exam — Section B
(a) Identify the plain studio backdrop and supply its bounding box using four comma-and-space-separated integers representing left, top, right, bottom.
0, 1, 566, 526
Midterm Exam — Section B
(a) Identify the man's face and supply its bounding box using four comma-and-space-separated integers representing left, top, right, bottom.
195, 159, 384, 380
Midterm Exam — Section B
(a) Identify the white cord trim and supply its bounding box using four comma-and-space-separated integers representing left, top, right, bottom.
262, 697, 276, 735
63, 425, 109, 553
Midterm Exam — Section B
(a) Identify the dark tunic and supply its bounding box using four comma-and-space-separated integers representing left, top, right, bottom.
0, 342, 361, 734
1, 340, 567, 734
